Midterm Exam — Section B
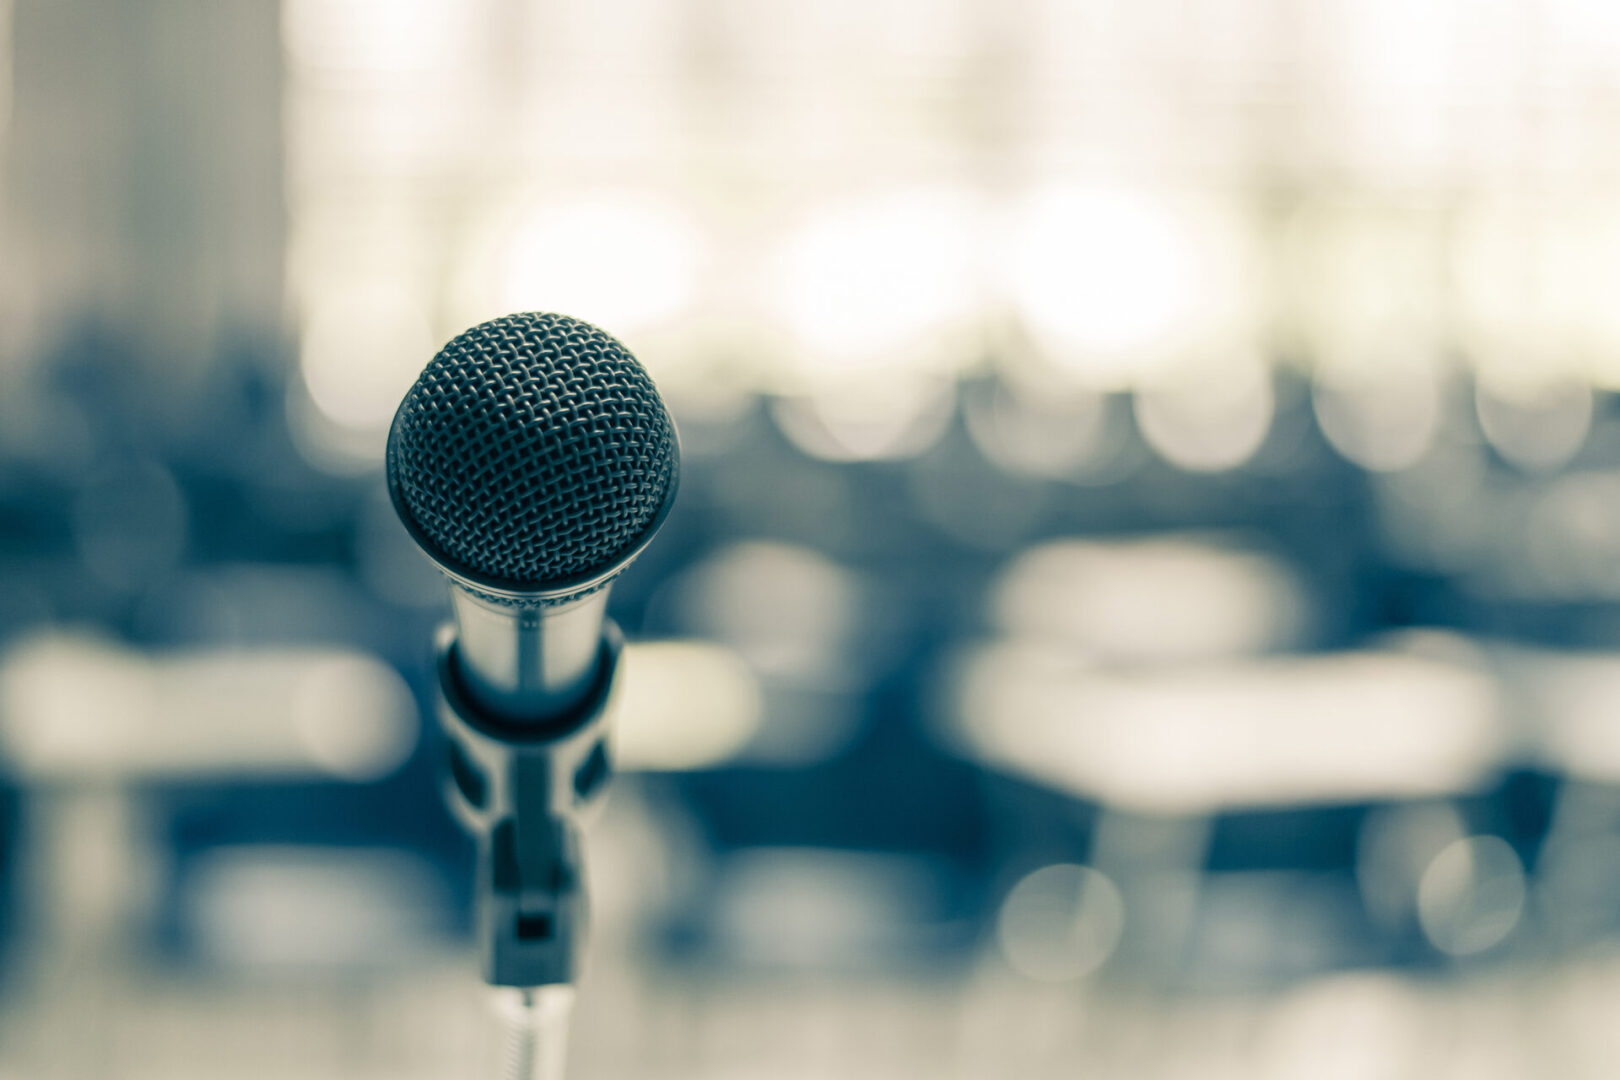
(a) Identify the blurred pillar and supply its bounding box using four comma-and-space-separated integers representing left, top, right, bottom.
1, 0, 284, 388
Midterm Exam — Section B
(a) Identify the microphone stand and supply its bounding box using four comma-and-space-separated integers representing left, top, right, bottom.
495, 986, 576, 1080
432, 621, 624, 1079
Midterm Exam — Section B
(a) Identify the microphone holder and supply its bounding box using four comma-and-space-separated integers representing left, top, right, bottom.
432, 621, 621, 987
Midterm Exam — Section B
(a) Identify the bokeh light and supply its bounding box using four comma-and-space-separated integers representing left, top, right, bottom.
470, 193, 705, 344
0, 634, 417, 782
1416, 836, 1526, 957
996, 863, 1125, 982
1135, 358, 1275, 473
612, 641, 763, 772
947, 647, 1504, 814
13, 0, 1620, 1075
1003, 185, 1244, 387
961, 380, 1111, 480
1475, 377, 1593, 473
1313, 356, 1444, 473
297, 283, 435, 434
991, 537, 1308, 663
768, 187, 982, 383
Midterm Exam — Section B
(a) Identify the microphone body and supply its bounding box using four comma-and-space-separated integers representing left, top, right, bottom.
435, 620, 620, 986
449, 588, 607, 720
386, 312, 679, 988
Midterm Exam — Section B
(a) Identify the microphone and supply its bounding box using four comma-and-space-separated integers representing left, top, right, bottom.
385, 311, 679, 989
387, 311, 680, 721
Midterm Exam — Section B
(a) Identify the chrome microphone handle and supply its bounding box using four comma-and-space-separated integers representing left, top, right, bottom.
434, 622, 620, 988
449, 587, 610, 721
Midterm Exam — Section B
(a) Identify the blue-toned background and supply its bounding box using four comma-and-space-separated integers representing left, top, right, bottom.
4, 1, 1620, 1076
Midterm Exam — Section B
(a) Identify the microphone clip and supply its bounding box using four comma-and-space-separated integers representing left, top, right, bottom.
433, 622, 621, 987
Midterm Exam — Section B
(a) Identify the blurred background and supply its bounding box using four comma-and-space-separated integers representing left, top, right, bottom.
4, 0, 1620, 1076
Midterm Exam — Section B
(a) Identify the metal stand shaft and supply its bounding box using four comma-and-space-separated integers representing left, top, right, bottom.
494, 985, 576, 1080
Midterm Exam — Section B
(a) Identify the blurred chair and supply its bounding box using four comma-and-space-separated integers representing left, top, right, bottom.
940, 641, 1507, 983
0, 631, 418, 966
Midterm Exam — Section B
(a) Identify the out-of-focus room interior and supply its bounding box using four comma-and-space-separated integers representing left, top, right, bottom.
5, 0, 1620, 1075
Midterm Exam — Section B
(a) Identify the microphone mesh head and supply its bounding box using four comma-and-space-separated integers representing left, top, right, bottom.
387, 312, 678, 593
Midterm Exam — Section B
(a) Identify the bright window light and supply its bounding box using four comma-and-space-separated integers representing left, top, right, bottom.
298, 284, 435, 433
283, 0, 472, 76
1003, 184, 1255, 388
478, 194, 703, 342
768, 187, 982, 381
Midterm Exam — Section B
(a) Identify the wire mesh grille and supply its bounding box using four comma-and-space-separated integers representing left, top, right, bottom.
387, 312, 677, 590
